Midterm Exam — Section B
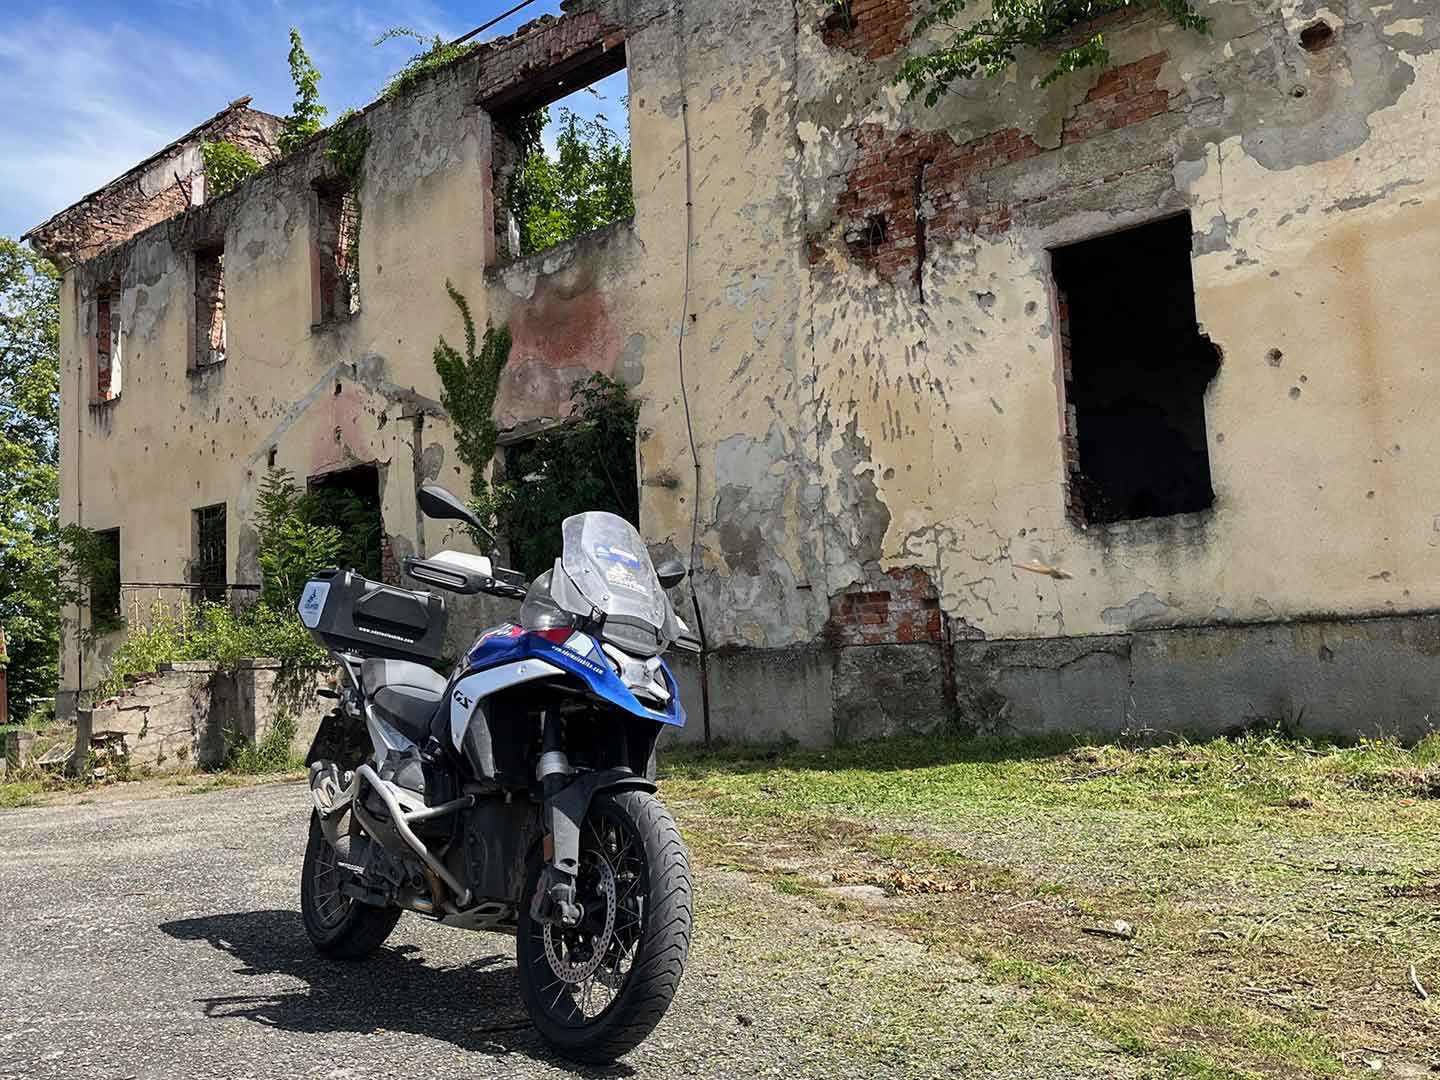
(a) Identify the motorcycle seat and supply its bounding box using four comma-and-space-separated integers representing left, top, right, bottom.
361, 659, 449, 745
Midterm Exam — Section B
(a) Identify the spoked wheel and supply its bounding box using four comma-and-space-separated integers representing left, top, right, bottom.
517, 790, 693, 1062
300, 811, 401, 959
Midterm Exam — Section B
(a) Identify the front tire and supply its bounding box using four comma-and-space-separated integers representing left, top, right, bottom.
300, 811, 401, 959
517, 789, 693, 1062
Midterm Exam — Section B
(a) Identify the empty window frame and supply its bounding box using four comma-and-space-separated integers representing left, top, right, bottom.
488, 46, 631, 263
92, 528, 122, 623
1051, 215, 1221, 525
306, 464, 383, 580
314, 185, 360, 323
192, 504, 227, 601
93, 279, 122, 403
194, 247, 226, 369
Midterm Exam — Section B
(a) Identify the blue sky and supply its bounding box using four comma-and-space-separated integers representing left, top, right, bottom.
1, 0, 629, 241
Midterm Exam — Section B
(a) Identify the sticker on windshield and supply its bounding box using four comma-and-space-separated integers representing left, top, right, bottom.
593, 543, 643, 568
605, 562, 648, 594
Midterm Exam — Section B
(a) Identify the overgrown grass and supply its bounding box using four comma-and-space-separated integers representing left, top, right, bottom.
97, 600, 325, 700
663, 732, 1440, 1078
222, 714, 303, 775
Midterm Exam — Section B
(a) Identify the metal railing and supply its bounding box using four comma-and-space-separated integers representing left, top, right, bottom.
115, 582, 261, 634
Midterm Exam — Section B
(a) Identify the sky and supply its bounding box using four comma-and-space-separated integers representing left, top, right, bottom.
0, 0, 629, 241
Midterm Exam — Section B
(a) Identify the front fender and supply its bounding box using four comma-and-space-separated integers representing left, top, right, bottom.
547, 767, 657, 881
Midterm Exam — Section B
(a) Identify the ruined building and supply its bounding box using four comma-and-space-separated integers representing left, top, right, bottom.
27, 0, 1440, 744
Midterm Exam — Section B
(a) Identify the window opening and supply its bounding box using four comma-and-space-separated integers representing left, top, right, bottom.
306, 464, 383, 580
93, 528, 121, 621
315, 185, 360, 322
194, 247, 226, 369
192, 504, 227, 601
490, 51, 631, 263
94, 279, 122, 402
1051, 215, 1221, 525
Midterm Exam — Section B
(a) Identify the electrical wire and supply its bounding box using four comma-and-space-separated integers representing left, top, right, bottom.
450, 0, 541, 47
674, 2, 712, 744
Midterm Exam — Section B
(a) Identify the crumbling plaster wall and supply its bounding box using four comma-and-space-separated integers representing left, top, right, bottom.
786, 0, 1440, 650
57, 59, 498, 703
468, 0, 1440, 664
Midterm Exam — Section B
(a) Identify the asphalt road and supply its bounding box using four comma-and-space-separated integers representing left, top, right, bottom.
0, 781, 880, 1080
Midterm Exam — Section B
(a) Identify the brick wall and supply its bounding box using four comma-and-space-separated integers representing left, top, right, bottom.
826, 567, 943, 647
25, 102, 281, 268
822, 50, 1173, 287
821, 0, 912, 59
475, 11, 627, 106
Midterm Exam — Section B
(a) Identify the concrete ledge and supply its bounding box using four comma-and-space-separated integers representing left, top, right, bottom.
661, 611, 1440, 748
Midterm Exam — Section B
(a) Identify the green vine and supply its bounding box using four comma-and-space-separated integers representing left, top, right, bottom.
376, 27, 478, 99
433, 281, 511, 513
200, 141, 260, 198
897, 0, 1208, 103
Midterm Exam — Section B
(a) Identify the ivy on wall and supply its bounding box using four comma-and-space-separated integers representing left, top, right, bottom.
433, 281, 511, 509
375, 27, 479, 99
898, 0, 1208, 103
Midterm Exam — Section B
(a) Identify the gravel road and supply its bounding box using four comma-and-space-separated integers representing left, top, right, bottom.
0, 780, 1135, 1079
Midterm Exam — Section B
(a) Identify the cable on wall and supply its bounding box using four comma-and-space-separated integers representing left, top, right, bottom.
673, 1, 712, 745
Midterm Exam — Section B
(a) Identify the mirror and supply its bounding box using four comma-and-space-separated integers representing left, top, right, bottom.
655, 558, 687, 589
416, 485, 495, 545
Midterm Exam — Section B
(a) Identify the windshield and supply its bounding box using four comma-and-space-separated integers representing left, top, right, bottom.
536, 512, 678, 655
560, 512, 667, 627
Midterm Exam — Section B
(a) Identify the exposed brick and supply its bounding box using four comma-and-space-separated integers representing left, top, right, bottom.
821, 0, 912, 60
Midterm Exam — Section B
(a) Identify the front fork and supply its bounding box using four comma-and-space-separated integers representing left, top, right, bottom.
535, 710, 583, 927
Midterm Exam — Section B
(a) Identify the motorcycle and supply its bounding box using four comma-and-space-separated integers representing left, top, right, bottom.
296, 484, 698, 1061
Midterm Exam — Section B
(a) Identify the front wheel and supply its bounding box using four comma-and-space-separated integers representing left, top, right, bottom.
516, 789, 693, 1062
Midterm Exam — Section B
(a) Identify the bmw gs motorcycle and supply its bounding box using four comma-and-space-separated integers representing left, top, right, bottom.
296, 484, 698, 1061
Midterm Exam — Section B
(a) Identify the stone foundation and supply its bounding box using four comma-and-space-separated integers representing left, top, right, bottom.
79, 660, 332, 772
666, 612, 1440, 748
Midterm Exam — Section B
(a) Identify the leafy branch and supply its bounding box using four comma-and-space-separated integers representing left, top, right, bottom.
896, 0, 1207, 104
376, 26, 478, 99
277, 28, 327, 154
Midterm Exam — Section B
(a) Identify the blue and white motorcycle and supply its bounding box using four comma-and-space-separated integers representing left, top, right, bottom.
297, 485, 697, 1061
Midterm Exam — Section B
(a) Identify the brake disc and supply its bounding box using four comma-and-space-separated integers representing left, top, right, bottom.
543, 854, 617, 984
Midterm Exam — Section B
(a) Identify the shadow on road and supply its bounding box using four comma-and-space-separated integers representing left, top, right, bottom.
159, 909, 634, 1077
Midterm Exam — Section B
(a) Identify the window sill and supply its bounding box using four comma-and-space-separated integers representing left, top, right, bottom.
88, 396, 121, 411
1072, 506, 1215, 540
311, 314, 358, 334
188, 360, 226, 378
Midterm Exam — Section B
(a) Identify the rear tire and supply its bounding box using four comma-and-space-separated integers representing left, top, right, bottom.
300, 811, 401, 959
517, 789, 693, 1062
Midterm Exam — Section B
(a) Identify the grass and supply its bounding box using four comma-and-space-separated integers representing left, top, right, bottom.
662, 732, 1440, 1078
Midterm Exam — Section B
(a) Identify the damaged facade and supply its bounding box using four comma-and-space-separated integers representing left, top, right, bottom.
30, 0, 1440, 744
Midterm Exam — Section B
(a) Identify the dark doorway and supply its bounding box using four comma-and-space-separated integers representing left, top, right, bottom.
307, 464, 383, 580
1052, 215, 1221, 525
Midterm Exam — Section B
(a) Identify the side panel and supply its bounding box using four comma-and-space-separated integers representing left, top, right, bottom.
448, 658, 566, 751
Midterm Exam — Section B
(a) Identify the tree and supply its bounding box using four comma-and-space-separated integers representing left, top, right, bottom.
896, 0, 1208, 104
0, 237, 60, 722
508, 108, 634, 255
277, 28, 327, 154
